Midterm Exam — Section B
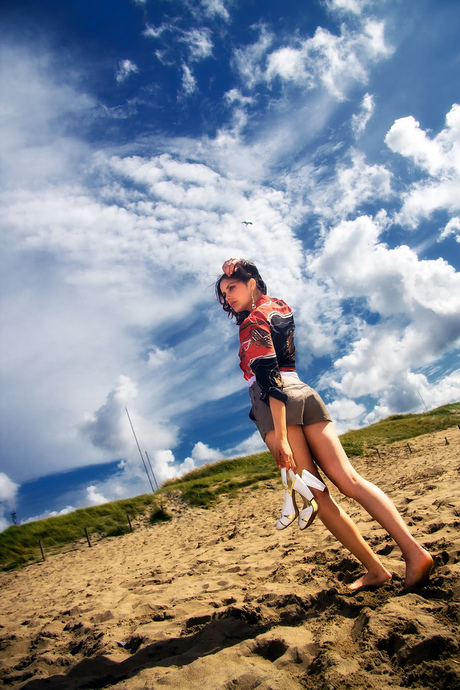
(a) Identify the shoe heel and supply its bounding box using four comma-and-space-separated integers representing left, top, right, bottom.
301, 470, 326, 492
291, 473, 314, 501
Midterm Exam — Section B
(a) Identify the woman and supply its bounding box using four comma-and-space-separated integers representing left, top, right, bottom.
216, 258, 433, 591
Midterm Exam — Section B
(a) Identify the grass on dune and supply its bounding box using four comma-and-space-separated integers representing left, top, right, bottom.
339, 401, 460, 456
1, 402, 459, 571
159, 451, 276, 507
0, 495, 161, 571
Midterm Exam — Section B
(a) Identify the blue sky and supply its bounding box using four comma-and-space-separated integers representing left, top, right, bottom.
1, 0, 459, 530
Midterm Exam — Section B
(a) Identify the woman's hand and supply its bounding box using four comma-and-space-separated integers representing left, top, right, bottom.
274, 434, 296, 470
222, 258, 239, 276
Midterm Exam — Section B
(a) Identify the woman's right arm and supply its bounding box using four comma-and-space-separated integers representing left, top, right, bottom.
222, 258, 239, 276
269, 396, 296, 470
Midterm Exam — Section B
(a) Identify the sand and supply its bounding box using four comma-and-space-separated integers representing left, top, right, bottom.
1, 426, 459, 689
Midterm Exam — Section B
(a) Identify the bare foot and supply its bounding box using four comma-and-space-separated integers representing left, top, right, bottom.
404, 548, 433, 589
347, 568, 392, 592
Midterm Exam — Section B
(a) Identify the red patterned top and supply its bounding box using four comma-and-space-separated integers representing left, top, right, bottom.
238, 295, 296, 405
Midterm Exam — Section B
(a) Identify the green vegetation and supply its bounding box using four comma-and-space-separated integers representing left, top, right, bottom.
149, 505, 173, 524
0, 495, 160, 571
339, 401, 460, 456
1, 402, 458, 571
160, 451, 276, 508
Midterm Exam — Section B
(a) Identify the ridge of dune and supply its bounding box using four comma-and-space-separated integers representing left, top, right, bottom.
1, 426, 459, 689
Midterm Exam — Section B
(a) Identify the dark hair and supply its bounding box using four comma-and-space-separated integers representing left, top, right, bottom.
215, 259, 267, 325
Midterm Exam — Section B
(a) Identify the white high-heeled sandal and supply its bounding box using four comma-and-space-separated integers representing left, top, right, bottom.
286, 468, 326, 530
276, 468, 298, 530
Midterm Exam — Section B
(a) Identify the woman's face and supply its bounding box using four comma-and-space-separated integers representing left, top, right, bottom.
220, 277, 254, 313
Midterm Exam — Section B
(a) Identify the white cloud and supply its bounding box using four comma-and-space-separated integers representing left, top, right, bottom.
181, 28, 213, 62
248, 20, 392, 100
363, 369, 460, 426
386, 115, 449, 176
326, 398, 367, 434
295, 151, 392, 223
328, 152, 392, 218
151, 434, 266, 486
325, 0, 371, 15
0, 517, 11, 532
146, 25, 213, 63
228, 431, 266, 457
312, 214, 460, 316
312, 214, 460, 401
115, 59, 139, 83
385, 104, 460, 227
232, 24, 274, 90
158, 441, 224, 479
267, 47, 310, 84
22, 506, 75, 525
440, 216, 460, 243
0, 472, 19, 503
79, 376, 139, 454
222, 89, 254, 136
154, 449, 180, 481
147, 346, 176, 368
188, 441, 222, 463
86, 485, 109, 505
352, 93, 375, 135
0, 472, 20, 533
143, 24, 212, 98
181, 63, 197, 96
200, 0, 230, 21
224, 88, 254, 107
144, 24, 168, 40
0, 43, 94, 189
85, 463, 157, 504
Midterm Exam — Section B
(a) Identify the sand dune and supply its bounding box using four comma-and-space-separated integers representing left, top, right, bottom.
1, 426, 459, 689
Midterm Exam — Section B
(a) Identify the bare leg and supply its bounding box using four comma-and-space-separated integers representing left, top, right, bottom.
303, 421, 433, 588
265, 426, 392, 591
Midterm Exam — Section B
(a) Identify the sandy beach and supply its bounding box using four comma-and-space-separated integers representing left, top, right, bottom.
1, 425, 459, 689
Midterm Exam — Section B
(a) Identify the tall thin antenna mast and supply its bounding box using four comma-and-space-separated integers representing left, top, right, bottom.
145, 450, 159, 491
418, 391, 428, 413
125, 407, 155, 493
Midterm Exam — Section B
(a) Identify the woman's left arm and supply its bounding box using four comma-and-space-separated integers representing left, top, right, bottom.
269, 396, 296, 470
